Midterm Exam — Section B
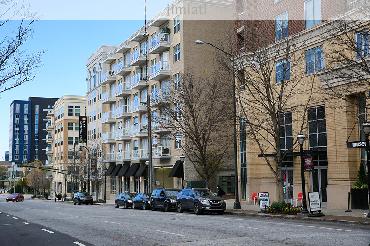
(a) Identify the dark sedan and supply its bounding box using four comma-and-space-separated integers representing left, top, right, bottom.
133, 193, 151, 210
6, 193, 24, 202
73, 192, 93, 205
150, 188, 180, 212
115, 192, 133, 209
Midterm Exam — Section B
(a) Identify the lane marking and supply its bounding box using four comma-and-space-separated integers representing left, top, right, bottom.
345, 229, 352, 232
12, 217, 18, 220
6, 215, 9, 217
73, 242, 86, 246
41, 229, 55, 234
307, 225, 315, 228
156, 230, 185, 237
23, 222, 29, 225
336, 229, 342, 231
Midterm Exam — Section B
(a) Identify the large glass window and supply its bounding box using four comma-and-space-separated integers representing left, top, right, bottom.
275, 12, 288, 41
305, 46, 324, 75
174, 44, 181, 62
240, 118, 247, 200
279, 112, 293, 150
308, 106, 327, 149
355, 31, 369, 59
304, 0, 321, 29
276, 59, 291, 84
174, 16, 181, 33
68, 106, 74, 116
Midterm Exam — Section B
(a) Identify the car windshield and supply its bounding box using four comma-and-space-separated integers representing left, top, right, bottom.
194, 189, 211, 197
125, 194, 132, 199
165, 190, 179, 197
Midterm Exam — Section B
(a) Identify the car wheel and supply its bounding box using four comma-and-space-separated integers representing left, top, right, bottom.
151, 202, 156, 211
123, 202, 127, 209
163, 203, 169, 212
90, 201, 93, 205
217, 211, 224, 215
78, 201, 81, 205
115, 203, 119, 208
74, 202, 76, 205
177, 203, 183, 213
194, 203, 202, 215
142, 203, 146, 210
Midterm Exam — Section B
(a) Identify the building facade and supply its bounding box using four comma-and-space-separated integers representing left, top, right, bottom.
86, 3, 234, 201
235, 0, 370, 209
4, 151, 9, 161
46, 96, 87, 196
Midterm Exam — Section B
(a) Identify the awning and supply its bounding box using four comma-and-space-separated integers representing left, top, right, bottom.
169, 160, 184, 178
125, 163, 140, 177
135, 164, 148, 177
111, 164, 122, 177
117, 163, 130, 177
106, 163, 115, 175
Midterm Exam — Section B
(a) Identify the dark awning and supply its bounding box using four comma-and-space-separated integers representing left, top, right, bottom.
169, 160, 184, 178
135, 164, 148, 177
117, 163, 130, 177
111, 164, 122, 177
106, 163, 115, 175
125, 163, 140, 177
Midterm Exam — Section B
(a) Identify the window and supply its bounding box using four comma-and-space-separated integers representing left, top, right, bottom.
75, 123, 79, 131
240, 118, 247, 200
275, 12, 288, 41
111, 177, 117, 193
68, 151, 74, 160
75, 106, 81, 116
355, 31, 369, 59
24, 104, 28, 114
68, 122, 74, 130
174, 44, 181, 62
174, 73, 181, 90
174, 16, 181, 33
68, 106, 74, 116
308, 106, 327, 148
68, 137, 74, 145
304, 0, 321, 29
175, 133, 182, 149
15, 104, 20, 113
279, 112, 293, 150
305, 46, 324, 75
276, 59, 291, 83
175, 103, 182, 120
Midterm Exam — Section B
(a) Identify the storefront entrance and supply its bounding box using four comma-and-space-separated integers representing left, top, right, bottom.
281, 168, 293, 203
311, 167, 328, 203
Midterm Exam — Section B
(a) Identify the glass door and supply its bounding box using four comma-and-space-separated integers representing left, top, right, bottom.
311, 167, 327, 203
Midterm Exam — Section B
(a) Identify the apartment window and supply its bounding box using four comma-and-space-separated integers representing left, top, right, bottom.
305, 46, 324, 75
175, 103, 182, 120
279, 112, 293, 150
68, 137, 74, 145
308, 106, 327, 148
355, 31, 369, 59
68, 122, 74, 130
68, 151, 74, 160
15, 104, 20, 113
24, 104, 28, 114
358, 94, 367, 166
175, 133, 182, 149
304, 0, 321, 29
174, 16, 181, 33
276, 59, 291, 83
111, 177, 117, 194
174, 73, 181, 90
240, 118, 247, 200
75, 123, 79, 131
275, 12, 288, 41
75, 106, 81, 116
68, 106, 74, 116
174, 44, 181, 62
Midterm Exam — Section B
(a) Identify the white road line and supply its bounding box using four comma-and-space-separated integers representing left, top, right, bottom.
23, 222, 29, 225
12, 217, 18, 220
73, 242, 86, 246
296, 225, 304, 227
6, 215, 9, 217
156, 230, 185, 237
345, 229, 352, 232
336, 229, 342, 231
41, 229, 55, 234
307, 225, 315, 228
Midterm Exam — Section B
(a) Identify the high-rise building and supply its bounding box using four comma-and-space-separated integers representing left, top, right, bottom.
5, 151, 9, 161
9, 97, 58, 165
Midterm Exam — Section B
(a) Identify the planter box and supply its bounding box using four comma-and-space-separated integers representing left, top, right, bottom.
351, 188, 369, 209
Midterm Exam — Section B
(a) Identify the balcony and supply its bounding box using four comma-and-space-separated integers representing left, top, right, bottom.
132, 124, 148, 137
153, 146, 171, 159
151, 91, 170, 106
117, 42, 130, 53
131, 30, 146, 42
150, 17, 169, 27
102, 132, 115, 144
114, 61, 132, 76
101, 91, 116, 104
123, 151, 131, 161
101, 112, 116, 124
149, 61, 171, 81
115, 128, 132, 141
46, 121, 53, 131
103, 153, 116, 162
131, 73, 147, 90
153, 123, 171, 133
115, 83, 131, 97
46, 134, 53, 143
132, 149, 148, 160
101, 71, 116, 85
149, 33, 170, 54
130, 51, 147, 66
114, 106, 132, 119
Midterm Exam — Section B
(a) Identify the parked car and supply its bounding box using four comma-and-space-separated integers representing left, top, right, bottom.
176, 188, 226, 215
150, 188, 180, 212
115, 192, 133, 209
6, 193, 24, 202
73, 192, 93, 205
133, 193, 151, 210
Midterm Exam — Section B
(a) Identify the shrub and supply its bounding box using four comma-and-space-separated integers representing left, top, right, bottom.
266, 201, 301, 215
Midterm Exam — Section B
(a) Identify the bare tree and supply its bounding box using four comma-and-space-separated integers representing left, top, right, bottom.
157, 73, 233, 189
26, 161, 48, 195
0, 0, 42, 94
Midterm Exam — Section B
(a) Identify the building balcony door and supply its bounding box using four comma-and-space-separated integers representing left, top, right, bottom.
311, 167, 327, 203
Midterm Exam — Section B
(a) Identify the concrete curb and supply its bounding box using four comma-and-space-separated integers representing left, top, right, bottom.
225, 210, 370, 226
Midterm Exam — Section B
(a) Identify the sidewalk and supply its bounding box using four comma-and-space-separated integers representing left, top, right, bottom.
224, 199, 370, 225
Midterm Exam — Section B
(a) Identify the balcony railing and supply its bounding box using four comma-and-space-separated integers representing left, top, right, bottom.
149, 61, 170, 80
114, 105, 132, 119
153, 146, 171, 158
101, 71, 116, 85
115, 83, 131, 96
101, 112, 115, 123
102, 132, 115, 143
132, 123, 148, 136
149, 33, 170, 54
101, 91, 116, 104
115, 128, 132, 140
103, 153, 116, 162
131, 73, 147, 89
132, 149, 148, 160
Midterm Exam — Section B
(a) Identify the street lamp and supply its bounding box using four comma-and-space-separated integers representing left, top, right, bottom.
297, 133, 309, 214
362, 122, 370, 218
195, 39, 241, 209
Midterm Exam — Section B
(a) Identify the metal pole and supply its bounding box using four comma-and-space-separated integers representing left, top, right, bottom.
300, 143, 308, 213
104, 171, 107, 203
88, 156, 91, 194
365, 133, 370, 218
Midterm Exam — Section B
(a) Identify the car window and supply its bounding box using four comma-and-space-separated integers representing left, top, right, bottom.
194, 189, 211, 197
165, 190, 178, 197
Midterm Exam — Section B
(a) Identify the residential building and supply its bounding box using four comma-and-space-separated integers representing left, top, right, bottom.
5, 151, 9, 161
86, 2, 234, 201
235, 0, 370, 209
46, 96, 87, 196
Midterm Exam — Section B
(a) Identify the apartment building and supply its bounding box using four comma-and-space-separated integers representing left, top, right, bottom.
86, 3, 234, 201
46, 96, 86, 196
235, 0, 370, 209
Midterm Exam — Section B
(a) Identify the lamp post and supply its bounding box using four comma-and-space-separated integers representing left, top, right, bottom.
362, 122, 370, 218
103, 162, 108, 203
297, 133, 309, 214
195, 39, 241, 209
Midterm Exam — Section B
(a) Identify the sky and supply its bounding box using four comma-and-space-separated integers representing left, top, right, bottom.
0, 20, 146, 160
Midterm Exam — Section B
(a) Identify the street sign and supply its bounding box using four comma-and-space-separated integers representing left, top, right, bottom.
347, 141, 367, 148
308, 192, 321, 213
79, 116, 88, 143
258, 192, 270, 210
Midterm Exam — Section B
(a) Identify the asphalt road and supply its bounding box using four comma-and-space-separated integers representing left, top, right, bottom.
0, 197, 369, 246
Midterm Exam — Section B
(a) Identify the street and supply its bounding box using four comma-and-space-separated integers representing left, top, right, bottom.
0, 198, 369, 246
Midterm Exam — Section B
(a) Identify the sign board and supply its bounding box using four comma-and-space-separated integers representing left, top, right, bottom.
79, 116, 88, 143
258, 192, 270, 210
308, 192, 321, 212
304, 156, 314, 171
347, 141, 367, 149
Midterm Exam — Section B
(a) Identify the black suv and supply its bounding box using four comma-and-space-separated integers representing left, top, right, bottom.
115, 192, 133, 209
176, 188, 226, 215
73, 192, 93, 205
150, 188, 180, 212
